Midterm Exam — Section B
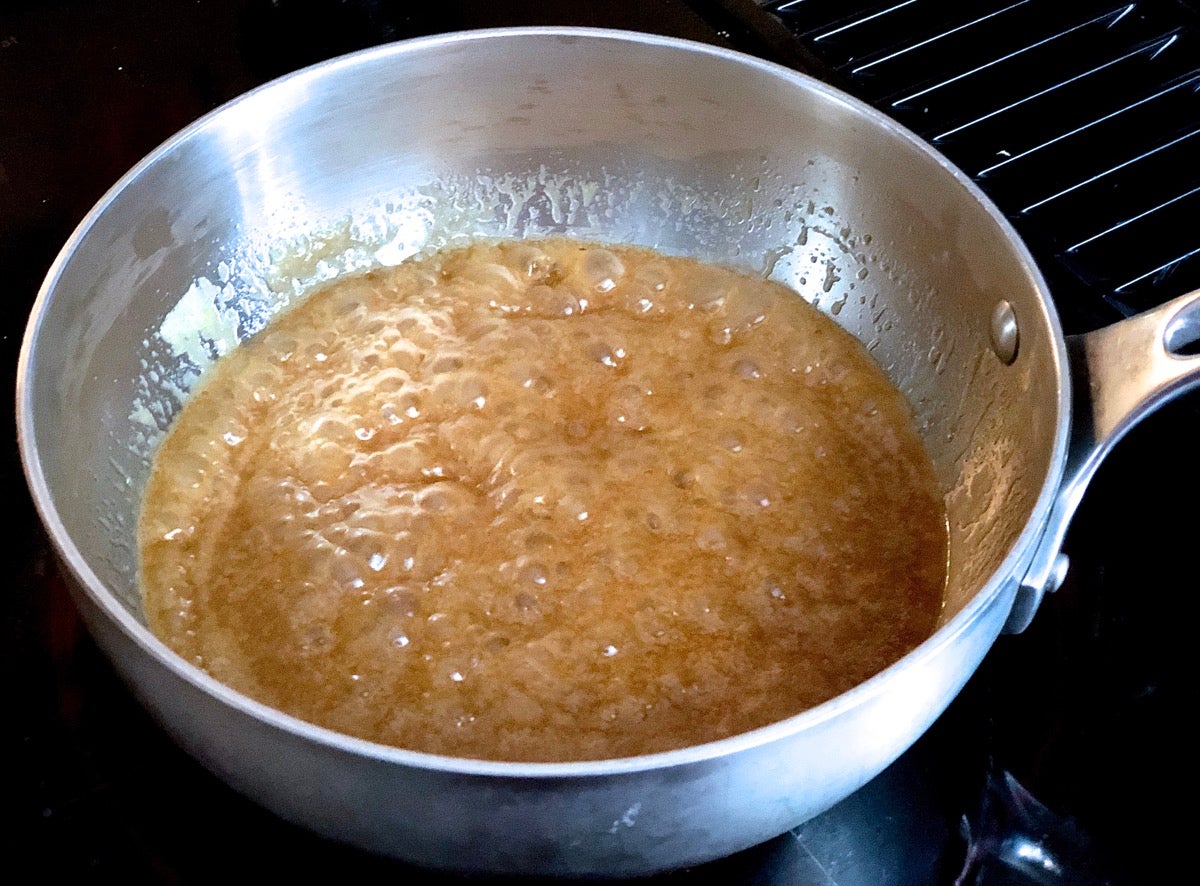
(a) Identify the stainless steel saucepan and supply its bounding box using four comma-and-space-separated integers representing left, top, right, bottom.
17, 28, 1200, 876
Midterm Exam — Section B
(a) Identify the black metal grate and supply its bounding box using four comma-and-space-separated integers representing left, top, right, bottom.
761, 0, 1200, 332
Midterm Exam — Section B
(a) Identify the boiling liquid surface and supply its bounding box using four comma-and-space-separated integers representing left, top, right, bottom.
139, 239, 946, 762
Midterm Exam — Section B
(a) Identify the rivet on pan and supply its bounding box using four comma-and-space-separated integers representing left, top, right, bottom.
990, 300, 1019, 365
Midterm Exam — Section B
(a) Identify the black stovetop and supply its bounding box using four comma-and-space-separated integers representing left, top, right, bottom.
2, 2, 1194, 883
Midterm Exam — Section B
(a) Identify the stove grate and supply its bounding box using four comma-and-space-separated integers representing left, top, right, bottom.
763, 0, 1200, 331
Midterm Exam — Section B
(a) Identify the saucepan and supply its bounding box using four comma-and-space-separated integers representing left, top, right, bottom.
16, 28, 1200, 876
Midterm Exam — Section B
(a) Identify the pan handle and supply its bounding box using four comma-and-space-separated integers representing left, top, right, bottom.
1006, 287, 1200, 633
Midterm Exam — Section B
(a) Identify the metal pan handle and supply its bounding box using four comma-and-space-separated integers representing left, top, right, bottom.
1006, 287, 1200, 632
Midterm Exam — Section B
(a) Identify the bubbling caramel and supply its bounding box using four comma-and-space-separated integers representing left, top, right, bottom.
139, 239, 946, 762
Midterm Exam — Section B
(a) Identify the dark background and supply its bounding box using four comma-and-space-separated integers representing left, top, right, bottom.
2, 2, 1193, 882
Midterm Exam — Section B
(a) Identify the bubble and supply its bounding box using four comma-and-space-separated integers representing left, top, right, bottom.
633, 260, 671, 294
334, 293, 364, 315
398, 392, 422, 418
689, 283, 727, 313
371, 369, 410, 393
524, 530, 555, 551
420, 487, 451, 513
722, 288, 771, 335
367, 437, 434, 483
295, 441, 353, 489
429, 354, 465, 375
528, 284, 580, 317
306, 414, 355, 443
587, 340, 624, 368
519, 563, 549, 586
474, 262, 523, 292
609, 383, 652, 431
332, 557, 364, 589
733, 358, 761, 380
265, 332, 297, 363
582, 248, 625, 292
708, 324, 733, 346
460, 376, 489, 410
609, 455, 643, 482
701, 383, 729, 411
510, 245, 556, 282
696, 525, 726, 552
387, 340, 424, 373
745, 485, 773, 508
519, 373, 555, 396
609, 555, 639, 580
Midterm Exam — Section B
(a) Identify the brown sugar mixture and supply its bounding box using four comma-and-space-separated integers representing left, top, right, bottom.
139, 238, 947, 762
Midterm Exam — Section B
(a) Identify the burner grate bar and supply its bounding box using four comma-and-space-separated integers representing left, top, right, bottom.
772, 0, 918, 39
850, 0, 1033, 74
1061, 186, 1200, 296
890, 4, 1133, 107
813, 0, 919, 42
1021, 125, 1200, 214
975, 69, 1200, 178
1115, 246, 1200, 294
936, 33, 1180, 145
964, 69, 1200, 212
1068, 183, 1200, 253
774, 0, 1029, 71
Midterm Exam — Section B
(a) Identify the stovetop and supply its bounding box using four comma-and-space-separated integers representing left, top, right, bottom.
2, 2, 1194, 883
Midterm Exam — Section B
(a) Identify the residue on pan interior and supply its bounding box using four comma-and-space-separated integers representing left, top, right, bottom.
127, 160, 899, 466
